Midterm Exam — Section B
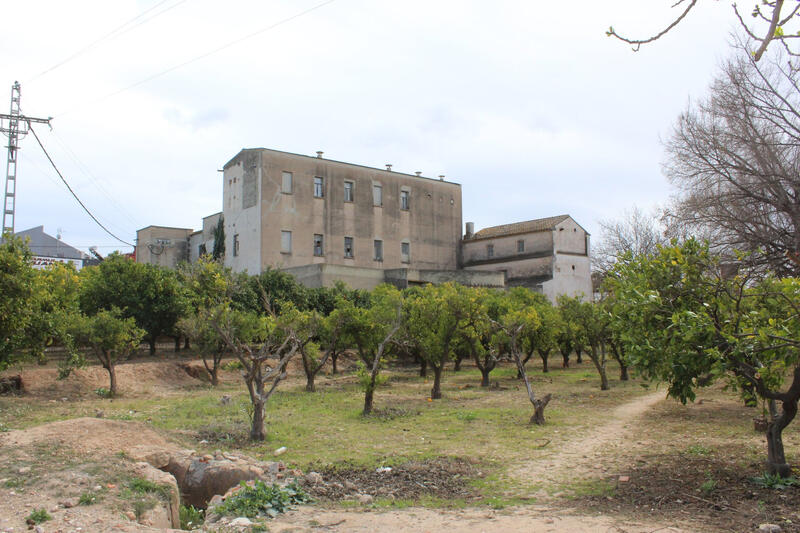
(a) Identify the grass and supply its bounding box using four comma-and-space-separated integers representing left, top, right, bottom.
26, 508, 51, 524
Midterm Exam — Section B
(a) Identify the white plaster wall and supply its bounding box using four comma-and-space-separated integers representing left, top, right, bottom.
223, 158, 261, 274
542, 253, 592, 302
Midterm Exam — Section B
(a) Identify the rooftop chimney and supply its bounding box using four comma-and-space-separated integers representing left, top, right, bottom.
465, 222, 474, 239
386, 164, 392, 171
415, 171, 422, 177
316, 151, 324, 159
439, 175, 445, 181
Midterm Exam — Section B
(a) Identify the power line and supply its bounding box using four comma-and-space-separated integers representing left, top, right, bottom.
55, 0, 337, 118
28, 124, 134, 247
26, 0, 188, 84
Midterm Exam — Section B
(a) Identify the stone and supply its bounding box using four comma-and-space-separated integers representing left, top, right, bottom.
182, 457, 264, 509
305, 471, 323, 485
618, 476, 630, 482
759, 525, 782, 533
61, 500, 76, 508
229, 517, 253, 527
357, 493, 374, 505
127, 445, 172, 469
95, 410, 104, 418
34, 526, 43, 533
274, 446, 287, 456
124, 511, 136, 520
344, 480, 357, 491
130, 462, 181, 529
18, 467, 30, 475
219, 395, 232, 405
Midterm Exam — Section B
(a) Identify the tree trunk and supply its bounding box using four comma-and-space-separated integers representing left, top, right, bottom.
363, 386, 375, 415
419, 358, 428, 378
148, 338, 156, 356
517, 352, 533, 378
184, 337, 190, 350
454, 354, 463, 371
480, 367, 491, 387
174, 336, 181, 352
561, 349, 570, 368
539, 349, 549, 373
306, 373, 316, 392
576, 347, 583, 364
431, 365, 443, 399
619, 363, 629, 381
250, 399, 266, 441
107, 364, 118, 396
529, 394, 552, 425
210, 366, 219, 386
765, 394, 797, 477
331, 351, 339, 375
590, 346, 609, 391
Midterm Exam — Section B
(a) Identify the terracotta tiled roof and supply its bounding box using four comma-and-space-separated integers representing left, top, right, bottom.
472, 215, 570, 239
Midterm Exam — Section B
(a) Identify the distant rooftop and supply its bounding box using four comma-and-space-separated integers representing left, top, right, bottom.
472, 215, 571, 240
15, 225, 86, 260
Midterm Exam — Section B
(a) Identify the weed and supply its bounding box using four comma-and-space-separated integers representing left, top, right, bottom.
221, 360, 243, 371
4, 477, 22, 488
133, 498, 156, 520
179, 504, 205, 530
686, 444, 712, 456
128, 477, 172, 502
26, 508, 51, 524
456, 411, 478, 422
94, 387, 112, 398
751, 472, 800, 490
215, 480, 311, 519
700, 473, 717, 495
78, 490, 101, 505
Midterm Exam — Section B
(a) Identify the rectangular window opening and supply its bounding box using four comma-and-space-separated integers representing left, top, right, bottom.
401, 242, 410, 263
373, 184, 383, 207
314, 176, 324, 198
487, 244, 494, 258
400, 190, 410, 210
344, 181, 354, 202
374, 239, 383, 261
281, 171, 293, 194
281, 230, 292, 254
517, 239, 525, 253
344, 236, 354, 258
313, 234, 324, 256
233, 234, 240, 257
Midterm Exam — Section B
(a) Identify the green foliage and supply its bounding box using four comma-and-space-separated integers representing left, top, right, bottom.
212, 215, 225, 260
94, 387, 112, 398
214, 480, 310, 519
26, 508, 51, 523
751, 472, 800, 490
79, 254, 188, 352
179, 504, 205, 529
221, 359, 243, 371
78, 490, 101, 505
700, 473, 717, 495
127, 477, 172, 502
0, 234, 36, 369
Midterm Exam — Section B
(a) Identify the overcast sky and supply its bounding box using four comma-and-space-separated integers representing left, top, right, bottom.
1, 0, 744, 255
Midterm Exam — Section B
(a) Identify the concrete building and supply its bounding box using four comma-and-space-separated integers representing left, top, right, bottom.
461, 215, 592, 301
136, 148, 592, 298
135, 225, 191, 269
15, 225, 88, 270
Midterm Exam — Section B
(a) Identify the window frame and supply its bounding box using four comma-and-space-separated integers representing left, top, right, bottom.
344, 236, 354, 258
401, 241, 410, 263
400, 189, 410, 210
374, 239, 383, 261
517, 239, 525, 253
233, 234, 240, 257
281, 230, 292, 254
487, 244, 494, 258
373, 183, 383, 207
313, 234, 324, 256
343, 180, 354, 203
281, 171, 293, 194
313, 176, 324, 198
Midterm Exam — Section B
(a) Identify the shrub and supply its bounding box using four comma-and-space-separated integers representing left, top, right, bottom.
215, 480, 310, 519
26, 508, 51, 524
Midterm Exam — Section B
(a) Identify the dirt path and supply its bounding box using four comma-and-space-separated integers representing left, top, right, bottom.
512, 390, 666, 488
266, 391, 692, 533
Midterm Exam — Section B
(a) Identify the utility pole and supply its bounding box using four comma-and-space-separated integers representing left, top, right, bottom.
0, 81, 51, 236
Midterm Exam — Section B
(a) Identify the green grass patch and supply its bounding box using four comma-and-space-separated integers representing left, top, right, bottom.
26, 508, 51, 524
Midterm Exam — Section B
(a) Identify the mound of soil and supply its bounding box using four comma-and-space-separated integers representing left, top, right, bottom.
578, 452, 800, 532
306, 457, 481, 501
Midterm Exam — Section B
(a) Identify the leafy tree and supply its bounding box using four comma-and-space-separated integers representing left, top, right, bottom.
213, 304, 308, 440
212, 215, 225, 260
509, 289, 561, 374
608, 239, 800, 477
0, 235, 36, 369
339, 284, 404, 415
471, 289, 506, 387
73, 308, 145, 396
246, 268, 309, 315
80, 254, 188, 355
571, 300, 611, 391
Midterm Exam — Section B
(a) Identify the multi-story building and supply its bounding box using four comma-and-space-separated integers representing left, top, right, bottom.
137, 148, 591, 299
461, 215, 592, 300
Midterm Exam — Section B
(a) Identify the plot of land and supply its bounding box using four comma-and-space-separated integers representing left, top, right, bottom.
0, 353, 797, 532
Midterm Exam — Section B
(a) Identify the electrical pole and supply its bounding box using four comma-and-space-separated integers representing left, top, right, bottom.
0, 81, 51, 236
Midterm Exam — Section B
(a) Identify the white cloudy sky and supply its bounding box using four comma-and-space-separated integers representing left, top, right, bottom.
2, 0, 744, 255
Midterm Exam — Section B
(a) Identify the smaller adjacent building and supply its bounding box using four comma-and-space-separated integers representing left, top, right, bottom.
135, 225, 192, 269
15, 225, 88, 270
461, 215, 592, 301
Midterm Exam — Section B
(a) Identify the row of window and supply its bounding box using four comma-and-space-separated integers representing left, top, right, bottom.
486, 239, 525, 259
281, 171, 410, 209
281, 230, 410, 262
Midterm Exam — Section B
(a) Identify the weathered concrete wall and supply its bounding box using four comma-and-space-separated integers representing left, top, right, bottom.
553, 217, 589, 255
283, 263, 387, 290
384, 268, 505, 289
223, 152, 261, 274
223, 149, 461, 274
461, 230, 552, 266
136, 226, 192, 269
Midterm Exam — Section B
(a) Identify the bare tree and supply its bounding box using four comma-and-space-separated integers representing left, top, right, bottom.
664, 51, 800, 276
607, 1, 800, 63
593, 206, 668, 276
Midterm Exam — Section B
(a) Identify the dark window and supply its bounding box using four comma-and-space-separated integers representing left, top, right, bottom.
400, 190, 410, 210
487, 244, 494, 258
344, 236, 354, 258
517, 239, 524, 253
314, 177, 324, 198
401, 242, 410, 263
313, 234, 324, 256
374, 240, 383, 261
344, 181, 354, 202
233, 234, 240, 257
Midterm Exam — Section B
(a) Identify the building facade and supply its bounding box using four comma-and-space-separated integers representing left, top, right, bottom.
15, 225, 88, 270
461, 215, 592, 301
